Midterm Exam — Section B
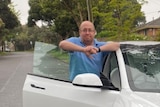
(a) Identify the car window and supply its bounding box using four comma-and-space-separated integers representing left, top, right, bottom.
122, 44, 160, 92
102, 52, 121, 90
32, 41, 70, 81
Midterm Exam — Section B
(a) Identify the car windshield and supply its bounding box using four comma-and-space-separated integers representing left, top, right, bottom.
32, 41, 70, 81
121, 43, 160, 92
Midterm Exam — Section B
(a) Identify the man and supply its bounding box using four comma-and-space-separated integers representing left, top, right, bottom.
59, 21, 120, 81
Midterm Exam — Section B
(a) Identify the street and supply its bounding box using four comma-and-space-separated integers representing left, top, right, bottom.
0, 52, 33, 107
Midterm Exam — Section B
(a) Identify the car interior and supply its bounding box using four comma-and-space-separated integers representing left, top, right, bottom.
101, 52, 121, 90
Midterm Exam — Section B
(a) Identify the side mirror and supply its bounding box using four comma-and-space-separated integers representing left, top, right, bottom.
72, 73, 103, 87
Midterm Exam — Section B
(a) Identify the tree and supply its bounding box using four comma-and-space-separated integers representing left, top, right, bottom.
0, 18, 5, 28
0, 0, 20, 51
0, 18, 5, 51
28, 0, 88, 27
8, 1, 21, 20
28, 0, 146, 39
95, 0, 146, 37
0, 0, 20, 29
0, 18, 5, 35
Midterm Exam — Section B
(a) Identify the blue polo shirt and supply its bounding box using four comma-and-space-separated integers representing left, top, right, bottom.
67, 37, 108, 81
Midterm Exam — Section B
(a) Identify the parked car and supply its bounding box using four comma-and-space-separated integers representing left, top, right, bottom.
23, 41, 160, 107
5, 48, 10, 52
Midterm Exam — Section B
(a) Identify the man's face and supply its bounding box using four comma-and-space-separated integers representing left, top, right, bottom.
79, 22, 96, 44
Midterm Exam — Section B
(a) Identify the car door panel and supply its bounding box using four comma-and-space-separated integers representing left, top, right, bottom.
23, 74, 120, 107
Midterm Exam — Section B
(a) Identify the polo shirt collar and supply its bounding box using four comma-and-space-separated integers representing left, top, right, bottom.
79, 37, 99, 47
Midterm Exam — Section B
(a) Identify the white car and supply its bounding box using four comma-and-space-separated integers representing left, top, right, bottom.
23, 41, 160, 107
5, 48, 10, 52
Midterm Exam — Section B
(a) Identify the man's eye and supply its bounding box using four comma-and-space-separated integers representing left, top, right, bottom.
81, 29, 94, 33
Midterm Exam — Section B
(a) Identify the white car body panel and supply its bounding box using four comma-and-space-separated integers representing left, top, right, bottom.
116, 48, 130, 89
23, 75, 120, 107
23, 74, 160, 107
135, 92, 160, 106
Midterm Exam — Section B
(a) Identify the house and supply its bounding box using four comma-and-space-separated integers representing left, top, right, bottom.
136, 17, 160, 37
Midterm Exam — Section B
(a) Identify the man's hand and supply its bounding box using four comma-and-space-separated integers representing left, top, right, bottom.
83, 46, 98, 58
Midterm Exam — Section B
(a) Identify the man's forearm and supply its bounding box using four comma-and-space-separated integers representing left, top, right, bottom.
59, 40, 84, 52
99, 42, 120, 52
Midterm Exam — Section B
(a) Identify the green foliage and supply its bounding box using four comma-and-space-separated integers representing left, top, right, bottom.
1, 0, 151, 52
101, 0, 145, 36
123, 33, 149, 41
0, 18, 5, 29
0, 28, 10, 41
0, 0, 20, 52
0, 18, 5, 38
97, 33, 150, 41
27, 0, 147, 42
96, 30, 116, 38
8, 2, 20, 19
0, 0, 20, 29
27, 26, 58, 44
54, 15, 78, 39
2, 25, 58, 51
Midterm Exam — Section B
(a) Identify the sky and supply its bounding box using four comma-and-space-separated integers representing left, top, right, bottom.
12, 0, 30, 25
141, 0, 160, 22
12, 0, 160, 25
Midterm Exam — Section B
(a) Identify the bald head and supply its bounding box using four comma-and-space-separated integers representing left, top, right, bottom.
79, 21, 95, 30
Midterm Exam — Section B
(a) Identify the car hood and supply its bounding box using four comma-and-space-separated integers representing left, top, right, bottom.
134, 92, 160, 106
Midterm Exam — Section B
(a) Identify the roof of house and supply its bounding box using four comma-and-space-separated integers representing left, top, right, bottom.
136, 17, 160, 31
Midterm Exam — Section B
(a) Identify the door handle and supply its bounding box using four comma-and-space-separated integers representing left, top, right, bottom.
31, 84, 45, 90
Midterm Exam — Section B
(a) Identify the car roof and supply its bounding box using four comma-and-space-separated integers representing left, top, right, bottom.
120, 41, 160, 46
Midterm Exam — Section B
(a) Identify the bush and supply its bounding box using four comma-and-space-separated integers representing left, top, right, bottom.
125, 33, 149, 41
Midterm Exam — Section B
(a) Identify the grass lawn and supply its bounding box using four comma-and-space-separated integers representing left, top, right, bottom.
0, 52, 9, 56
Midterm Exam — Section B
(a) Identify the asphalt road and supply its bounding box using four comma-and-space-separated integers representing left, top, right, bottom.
0, 52, 33, 107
